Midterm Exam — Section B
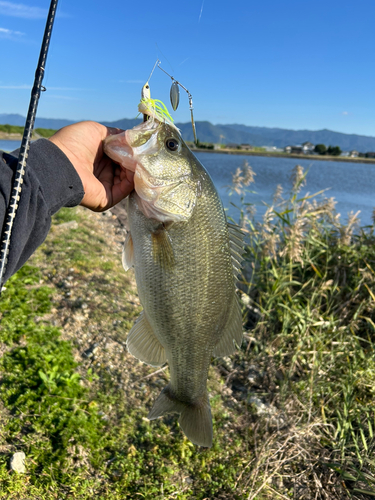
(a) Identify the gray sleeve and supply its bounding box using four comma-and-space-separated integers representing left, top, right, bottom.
0, 138, 85, 282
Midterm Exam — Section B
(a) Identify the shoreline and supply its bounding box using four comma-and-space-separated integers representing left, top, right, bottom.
191, 148, 375, 165
2, 134, 375, 165
0, 133, 42, 141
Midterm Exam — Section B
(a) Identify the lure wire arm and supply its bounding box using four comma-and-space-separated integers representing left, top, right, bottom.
157, 61, 198, 144
0, 0, 59, 292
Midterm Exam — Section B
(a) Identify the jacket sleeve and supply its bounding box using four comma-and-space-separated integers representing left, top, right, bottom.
0, 138, 85, 282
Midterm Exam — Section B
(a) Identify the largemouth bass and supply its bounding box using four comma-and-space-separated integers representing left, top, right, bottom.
104, 111, 243, 447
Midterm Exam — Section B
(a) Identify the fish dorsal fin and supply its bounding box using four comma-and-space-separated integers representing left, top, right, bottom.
151, 228, 175, 269
127, 311, 167, 367
227, 222, 245, 279
122, 232, 134, 271
213, 296, 243, 357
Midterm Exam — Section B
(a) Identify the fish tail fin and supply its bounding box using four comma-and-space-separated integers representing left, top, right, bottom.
148, 386, 213, 448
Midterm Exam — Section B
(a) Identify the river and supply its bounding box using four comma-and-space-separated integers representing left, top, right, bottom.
0, 140, 21, 153
1, 140, 374, 227
195, 152, 375, 227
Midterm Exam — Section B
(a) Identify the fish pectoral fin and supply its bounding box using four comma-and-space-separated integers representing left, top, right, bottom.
148, 386, 213, 448
151, 228, 175, 269
122, 232, 134, 271
127, 311, 167, 367
213, 297, 243, 357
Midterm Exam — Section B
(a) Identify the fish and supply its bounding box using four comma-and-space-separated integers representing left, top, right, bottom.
104, 103, 243, 447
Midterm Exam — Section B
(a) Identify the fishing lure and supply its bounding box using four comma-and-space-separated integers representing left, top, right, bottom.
170, 81, 180, 111
139, 96, 174, 124
141, 59, 197, 144
157, 61, 197, 145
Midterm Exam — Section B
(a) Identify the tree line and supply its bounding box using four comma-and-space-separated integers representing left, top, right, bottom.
314, 144, 342, 156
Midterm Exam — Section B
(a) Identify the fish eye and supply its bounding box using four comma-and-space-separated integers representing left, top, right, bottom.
165, 137, 180, 152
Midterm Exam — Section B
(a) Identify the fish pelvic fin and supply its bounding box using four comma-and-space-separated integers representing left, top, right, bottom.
127, 311, 167, 367
148, 386, 213, 448
122, 232, 134, 271
151, 228, 175, 269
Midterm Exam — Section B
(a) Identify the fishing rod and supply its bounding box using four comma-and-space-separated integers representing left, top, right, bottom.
0, 0, 59, 293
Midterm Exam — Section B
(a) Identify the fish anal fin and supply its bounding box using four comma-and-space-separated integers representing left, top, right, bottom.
148, 386, 213, 447
213, 297, 243, 357
151, 228, 175, 269
127, 311, 166, 367
122, 232, 134, 271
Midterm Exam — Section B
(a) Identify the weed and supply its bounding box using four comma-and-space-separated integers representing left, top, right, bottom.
1, 167, 375, 499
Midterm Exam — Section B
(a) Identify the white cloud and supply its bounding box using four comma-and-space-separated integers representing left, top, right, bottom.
0, 1, 47, 19
342, 111, 349, 115
0, 26, 25, 37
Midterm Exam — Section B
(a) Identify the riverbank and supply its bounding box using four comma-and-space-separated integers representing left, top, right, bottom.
0, 133, 42, 141
3, 132, 374, 165
1, 170, 375, 499
0, 133, 22, 141
191, 147, 375, 165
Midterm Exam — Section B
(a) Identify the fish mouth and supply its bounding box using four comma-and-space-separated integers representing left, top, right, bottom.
103, 131, 138, 172
103, 120, 160, 172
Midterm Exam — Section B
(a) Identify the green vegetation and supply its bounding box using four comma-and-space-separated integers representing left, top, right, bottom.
327, 145, 342, 156
34, 128, 57, 138
314, 143, 342, 156
195, 139, 214, 150
0, 124, 56, 138
0, 207, 248, 499
0, 124, 25, 135
1, 164, 375, 498
314, 143, 327, 155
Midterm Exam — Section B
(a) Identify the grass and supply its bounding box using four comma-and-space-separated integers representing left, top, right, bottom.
1, 164, 375, 498
0, 124, 57, 138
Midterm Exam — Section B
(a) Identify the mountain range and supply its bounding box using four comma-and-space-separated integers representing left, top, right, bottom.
2, 113, 375, 152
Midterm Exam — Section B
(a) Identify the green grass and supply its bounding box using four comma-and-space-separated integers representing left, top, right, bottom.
0, 124, 57, 138
0, 263, 247, 498
1, 165, 375, 499
0, 124, 25, 135
0, 207, 249, 499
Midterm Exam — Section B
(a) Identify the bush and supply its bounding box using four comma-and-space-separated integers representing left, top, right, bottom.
327, 145, 342, 156
314, 143, 327, 155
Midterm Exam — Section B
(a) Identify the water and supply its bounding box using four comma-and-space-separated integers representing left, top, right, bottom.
195, 152, 375, 227
0, 140, 373, 227
0, 140, 21, 153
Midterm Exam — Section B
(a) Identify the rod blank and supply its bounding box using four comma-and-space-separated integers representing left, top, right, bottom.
0, 0, 59, 291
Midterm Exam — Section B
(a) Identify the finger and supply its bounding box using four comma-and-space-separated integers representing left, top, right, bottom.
109, 178, 135, 207
105, 126, 125, 138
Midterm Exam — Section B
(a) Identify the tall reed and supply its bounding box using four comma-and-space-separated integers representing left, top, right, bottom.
231, 161, 375, 498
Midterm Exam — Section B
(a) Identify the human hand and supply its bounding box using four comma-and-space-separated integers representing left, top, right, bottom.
49, 121, 135, 212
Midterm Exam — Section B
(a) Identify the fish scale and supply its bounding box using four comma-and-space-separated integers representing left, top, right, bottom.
104, 116, 243, 447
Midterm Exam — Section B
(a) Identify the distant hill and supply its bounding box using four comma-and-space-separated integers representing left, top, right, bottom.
0, 114, 77, 130
2, 113, 375, 152
222, 124, 375, 151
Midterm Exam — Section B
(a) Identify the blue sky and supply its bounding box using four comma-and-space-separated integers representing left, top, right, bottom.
1, 0, 375, 136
